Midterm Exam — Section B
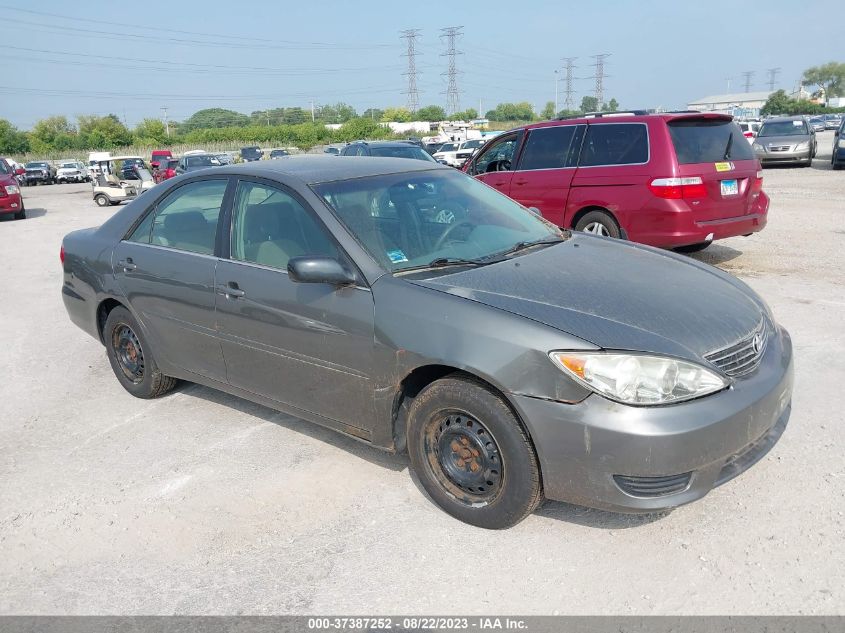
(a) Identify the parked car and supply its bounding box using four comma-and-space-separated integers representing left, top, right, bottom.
753, 117, 817, 167
214, 153, 234, 165
424, 142, 444, 155
153, 158, 179, 183
23, 161, 56, 185
340, 140, 437, 162
150, 150, 173, 170
736, 121, 760, 143
432, 141, 462, 166
118, 157, 148, 180
60, 157, 793, 528
824, 114, 842, 130
454, 139, 487, 166
176, 153, 222, 174
240, 146, 263, 162
832, 119, 845, 170
0, 158, 25, 219
269, 148, 290, 159
56, 160, 90, 183
809, 117, 826, 133
323, 145, 344, 155
463, 112, 768, 251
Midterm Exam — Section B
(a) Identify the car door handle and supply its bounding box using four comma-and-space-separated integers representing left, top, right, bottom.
117, 258, 136, 271
513, 179, 529, 186
216, 283, 245, 299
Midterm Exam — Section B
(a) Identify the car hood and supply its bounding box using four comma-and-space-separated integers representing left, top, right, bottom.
405, 235, 765, 361
757, 134, 810, 146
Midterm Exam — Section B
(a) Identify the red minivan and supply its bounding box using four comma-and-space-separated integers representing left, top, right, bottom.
463, 112, 768, 251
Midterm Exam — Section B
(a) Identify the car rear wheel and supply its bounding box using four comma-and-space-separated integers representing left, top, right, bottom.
94, 194, 109, 207
104, 306, 178, 399
674, 242, 711, 253
574, 210, 621, 239
407, 375, 543, 529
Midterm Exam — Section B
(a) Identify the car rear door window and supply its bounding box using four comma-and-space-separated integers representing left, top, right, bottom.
148, 179, 228, 255
579, 123, 649, 166
668, 120, 754, 164
231, 182, 338, 271
518, 125, 578, 170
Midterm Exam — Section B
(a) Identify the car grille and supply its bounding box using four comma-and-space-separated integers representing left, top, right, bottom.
613, 473, 692, 498
768, 145, 792, 152
705, 320, 768, 377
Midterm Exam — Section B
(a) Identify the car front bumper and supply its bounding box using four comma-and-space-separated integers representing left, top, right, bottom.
0, 192, 23, 214
755, 149, 811, 164
509, 324, 793, 513
833, 147, 845, 165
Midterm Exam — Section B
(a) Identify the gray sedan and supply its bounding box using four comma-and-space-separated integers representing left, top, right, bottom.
61, 157, 793, 528
753, 117, 816, 167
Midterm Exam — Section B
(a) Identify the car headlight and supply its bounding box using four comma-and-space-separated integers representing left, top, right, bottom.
795, 141, 810, 151
752, 142, 764, 151
839, 138, 845, 149
4, 185, 20, 195
549, 351, 728, 405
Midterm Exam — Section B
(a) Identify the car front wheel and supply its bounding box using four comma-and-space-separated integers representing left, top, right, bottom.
407, 375, 543, 529
104, 306, 178, 399
574, 210, 621, 238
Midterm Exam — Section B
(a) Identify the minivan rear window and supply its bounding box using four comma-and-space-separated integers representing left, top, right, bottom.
669, 120, 754, 164
579, 123, 648, 166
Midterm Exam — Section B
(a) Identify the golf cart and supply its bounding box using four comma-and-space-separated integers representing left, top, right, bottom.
89, 154, 138, 207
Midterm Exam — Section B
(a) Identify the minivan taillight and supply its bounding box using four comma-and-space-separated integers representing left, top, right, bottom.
60, 244, 65, 265
751, 170, 763, 194
648, 177, 707, 200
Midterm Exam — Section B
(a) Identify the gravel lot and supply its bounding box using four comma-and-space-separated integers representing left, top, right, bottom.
1, 132, 843, 615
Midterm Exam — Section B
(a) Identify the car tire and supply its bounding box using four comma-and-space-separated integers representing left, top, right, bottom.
574, 210, 621, 239
94, 194, 109, 207
674, 242, 711, 253
833, 162, 843, 171
406, 375, 543, 529
14, 206, 26, 220
103, 306, 178, 399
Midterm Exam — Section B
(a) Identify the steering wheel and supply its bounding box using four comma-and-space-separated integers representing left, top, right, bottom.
486, 158, 511, 173
433, 220, 475, 251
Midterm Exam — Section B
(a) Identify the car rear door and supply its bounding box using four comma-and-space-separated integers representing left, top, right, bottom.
467, 131, 523, 196
508, 124, 583, 227
666, 116, 761, 223
113, 177, 233, 382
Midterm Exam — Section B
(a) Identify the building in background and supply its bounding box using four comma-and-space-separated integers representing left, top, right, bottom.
687, 91, 773, 118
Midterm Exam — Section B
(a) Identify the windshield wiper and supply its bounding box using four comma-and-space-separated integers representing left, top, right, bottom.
481, 235, 566, 261
426, 257, 487, 268
723, 131, 734, 159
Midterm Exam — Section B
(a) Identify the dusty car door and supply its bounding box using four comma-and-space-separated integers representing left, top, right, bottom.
113, 177, 232, 382
467, 132, 522, 196
214, 179, 376, 437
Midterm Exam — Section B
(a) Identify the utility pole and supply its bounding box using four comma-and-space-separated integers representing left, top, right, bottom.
725, 77, 733, 93
400, 29, 422, 113
741, 70, 755, 93
766, 67, 781, 92
554, 70, 559, 115
160, 106, 169, 137
440, 26, 464, 115
589, 54, 611, 109
561, 57, 577, 112
310, 99, 315, 122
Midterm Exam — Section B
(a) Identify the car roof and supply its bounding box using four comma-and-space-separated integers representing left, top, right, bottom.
350, 140, 420, 147
213, 155, 448, 184
507, 111, 734, 133
763, 116, 808, 123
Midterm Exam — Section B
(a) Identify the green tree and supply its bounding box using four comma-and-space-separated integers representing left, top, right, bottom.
416, 105, 447, 121
485, 102, 534, 122
450, 108, 479, 121
541, 101, 556, 120
182, 108, 250, 130
77, 114, 132, 149
579, 96, 599, 113
362, 108, 384, 121
760, 90, 792, 116
0, 119, 30, 154
803, 62, 845, 98
381, 107, 413, 122
605, 98, 619, 112
30, 116, 77, 151
317, 102, 357, 123
133, 118, 168, 144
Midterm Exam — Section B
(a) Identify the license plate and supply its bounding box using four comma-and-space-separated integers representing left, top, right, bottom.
720, 179, 738, 196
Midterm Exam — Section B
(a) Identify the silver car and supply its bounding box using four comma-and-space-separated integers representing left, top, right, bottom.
753, 117, 816, 167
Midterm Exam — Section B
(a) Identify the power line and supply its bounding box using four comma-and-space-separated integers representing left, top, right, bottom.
440, 26, 464, 115
400, 29, 422, 112
741, 70, 755, 93
766, 67, 781, 92
561, 57, 577, 112
589, 54, 610, 108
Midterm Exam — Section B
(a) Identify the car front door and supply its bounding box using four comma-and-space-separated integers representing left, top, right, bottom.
214, 178, 376, 437
468, 132, 522, 196
113, 177, 232, 382
508, 124, 583, 227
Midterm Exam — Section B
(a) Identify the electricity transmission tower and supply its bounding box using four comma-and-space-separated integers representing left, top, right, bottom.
561, 57, 577, 112
741, 70, 755, 92
400, 29, 422, 113
589, 54, 611, 108
440, 26, 464, 115
766, 67, 781, 92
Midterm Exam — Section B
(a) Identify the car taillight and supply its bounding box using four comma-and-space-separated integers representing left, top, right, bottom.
743, 131, 754, 138
60, 245, 65, 265
751, 170, 763, 193
648, 177, 707, 200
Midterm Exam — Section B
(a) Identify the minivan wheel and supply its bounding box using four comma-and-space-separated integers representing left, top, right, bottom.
575, 210, 621, 239
407, 376, 543, 529
104, 306, 178, 399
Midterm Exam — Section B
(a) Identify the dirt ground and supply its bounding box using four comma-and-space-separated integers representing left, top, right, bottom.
1, 132, 843, 614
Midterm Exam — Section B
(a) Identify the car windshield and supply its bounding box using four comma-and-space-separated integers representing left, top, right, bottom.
368, 146, 436, 161
313, 170, 564, 273
758, 121, 808, 136
59, 162, 77, 169
461, 140, 485, 149
439, 143, 459, 152
25, 162, 48, 168
186, 155, 220, 167
0, 161, 9, 175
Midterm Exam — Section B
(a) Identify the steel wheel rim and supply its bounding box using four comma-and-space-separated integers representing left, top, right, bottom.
112, 324, 145, 383
424, 412, 503, 504
583, 221, 610, 236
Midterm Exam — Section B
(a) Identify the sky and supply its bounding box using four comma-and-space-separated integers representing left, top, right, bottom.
1, 0, 840, 130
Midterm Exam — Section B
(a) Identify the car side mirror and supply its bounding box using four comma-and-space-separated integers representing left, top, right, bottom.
527, 207, 541, 216
836, 130, 840, 137
288, 257, 356, 286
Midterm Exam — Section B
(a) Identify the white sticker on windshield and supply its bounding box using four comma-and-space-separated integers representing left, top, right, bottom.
793, 120, 803, 126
